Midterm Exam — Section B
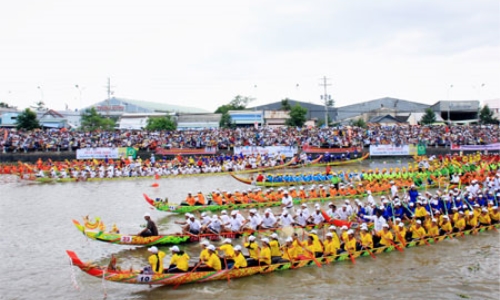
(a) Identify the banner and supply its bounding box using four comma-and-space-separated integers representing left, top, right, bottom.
451, 143, 500, 151
370, 145, 411, 156
76, 148, 119, 159
76, 147, 136, 159
233, 146, 298, 158
302, 145, 361, 154
155, 147, 217, 156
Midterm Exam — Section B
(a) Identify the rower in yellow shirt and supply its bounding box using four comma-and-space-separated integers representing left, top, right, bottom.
466, 211, 479, 230
199, 240, 211, 263
410, 220, 427, 239
218, 238, 235, 259
378, 224, 394, 247
343, 230, 357, 253
258, 238, 272, 265
269, 233, 282, 260
439, 215, 453, 235
414, 201, 429, 221
453, 212, 466, 232
323, 233, 340, 256
147, 246, 166, 274
244, 235, 260, 266
427, 218, 439, 237
166, 246, 190, 273
478, 208, 491, 226
394, 222, 407, 244
327, 226, 341, 250
201, 245, 222, 271
359, 225, 374, 249
231, 246, 248, 268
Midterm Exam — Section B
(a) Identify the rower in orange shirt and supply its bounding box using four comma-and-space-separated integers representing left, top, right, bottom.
319, 186, 327, 198
309, 187, 318, 199
329, 185, 337, 197
299, 187, 308, 199
289, 187, 298, 198
196, 191, 206, 205
185, 192, 196, 206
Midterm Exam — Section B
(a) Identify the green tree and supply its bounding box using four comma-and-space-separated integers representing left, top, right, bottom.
479, 105, 498, 124
0, 101, 13, 108
16, 108, 41, 130
351, 118, 367, 128
420, 108, 437, 125
281, 98, 292, 111
215, 95, 254, 114
80, 107, 115, 131
286, 104, 307, 127
219, 112, 232, 128
145, 116, 176, 131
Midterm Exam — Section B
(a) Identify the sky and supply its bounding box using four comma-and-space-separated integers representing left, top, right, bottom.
0, 0, 498, 112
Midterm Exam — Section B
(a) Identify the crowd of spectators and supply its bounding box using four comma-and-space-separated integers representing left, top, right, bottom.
0, 124, 498, 153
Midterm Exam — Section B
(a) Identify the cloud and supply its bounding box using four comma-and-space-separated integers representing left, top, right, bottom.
0, 0, 498, 112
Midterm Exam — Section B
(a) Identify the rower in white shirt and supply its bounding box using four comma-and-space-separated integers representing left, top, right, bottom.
278, 208, 294, 227
261, 209, 278, 229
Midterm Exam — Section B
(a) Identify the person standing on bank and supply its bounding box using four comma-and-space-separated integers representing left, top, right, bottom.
139, 213, 159, 237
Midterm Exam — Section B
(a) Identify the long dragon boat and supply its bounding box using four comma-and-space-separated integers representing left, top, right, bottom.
143, 180, 443, 214
230, 154, 370, 187
66, 223, 499, 286
28, 157, 300, 184
73, 217, 352, 246
307, 153, 369, 168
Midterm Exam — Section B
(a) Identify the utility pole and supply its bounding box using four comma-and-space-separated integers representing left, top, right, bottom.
319, 76, 332, 127
106, 77, 114, 118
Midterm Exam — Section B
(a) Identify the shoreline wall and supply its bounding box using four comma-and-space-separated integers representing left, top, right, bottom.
1, 146, 498, 163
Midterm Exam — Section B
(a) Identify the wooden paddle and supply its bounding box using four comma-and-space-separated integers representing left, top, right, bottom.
360, 245, 376, 259
384, 237, 404, 252
300, 245, 322, 268
223, 256, 230, 285
173, 260, 203, 290
345, 247, 356, 264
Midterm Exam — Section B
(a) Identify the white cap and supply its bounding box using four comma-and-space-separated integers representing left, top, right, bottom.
249, 236, 256, 241
310, 229, 317, 234
347, 229, 354, 235
223, 238, 231, 244
398, 223, 405, 227
148, 246, 158, 253
265, 208, 272, 213
301, 203, 307, 207
286, 237, 293, 242
144, 212, 151, 217
468, 211, 474, 216
395, 217, 401, 221
201, 212, 207, 217
329, 225, 337, 230
416, 220, 422, 224
170, 246, 180, 252
341, 226, 348, 230
261, 238, 270, 244
207, 245, 216, 251
234, 245, 242, 251
231, 211, 237, 216
201, 240, 210, 246
270, 233, 278, 239
221, 210, 227, 215
382, 224, 389, 228
326, 233, 333, 237
431, 218, 437, 222
481, 208, 488, 212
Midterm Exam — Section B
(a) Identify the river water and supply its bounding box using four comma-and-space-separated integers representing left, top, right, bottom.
0, 158, 499, 300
